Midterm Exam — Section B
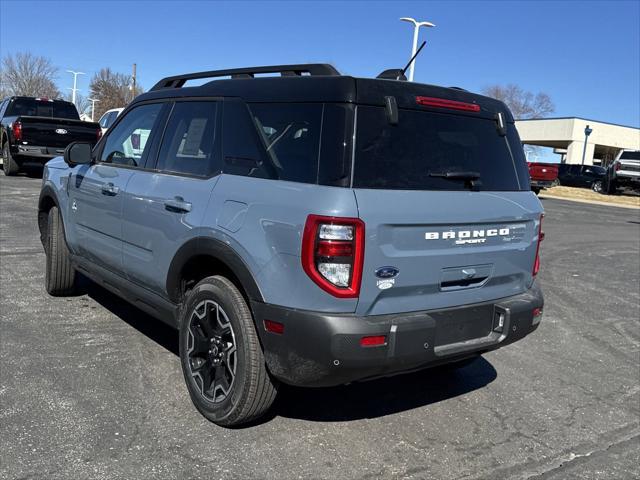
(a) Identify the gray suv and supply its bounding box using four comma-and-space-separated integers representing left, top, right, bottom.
38, 64, 545, 427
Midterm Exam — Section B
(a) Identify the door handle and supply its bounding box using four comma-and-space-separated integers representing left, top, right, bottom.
101, 182, 119, 196
164, 196, 192, 213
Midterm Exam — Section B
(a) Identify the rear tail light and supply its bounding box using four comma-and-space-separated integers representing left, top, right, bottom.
302, 215, 365, 298
97, 127, 102, 142
416, 96, 480, 112
615, 163, 621, 171
533, 214, 545, 276
12, 121, 22, 142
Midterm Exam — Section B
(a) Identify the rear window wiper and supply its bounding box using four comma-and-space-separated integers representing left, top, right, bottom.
428, 170, 481, 180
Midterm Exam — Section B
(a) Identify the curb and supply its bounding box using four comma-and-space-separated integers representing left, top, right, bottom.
539, 193, 640, 210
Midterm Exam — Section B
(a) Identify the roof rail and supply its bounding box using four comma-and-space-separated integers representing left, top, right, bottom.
150, 64, 340, 91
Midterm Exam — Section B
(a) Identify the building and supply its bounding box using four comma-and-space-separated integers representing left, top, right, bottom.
515, 117, 640, 166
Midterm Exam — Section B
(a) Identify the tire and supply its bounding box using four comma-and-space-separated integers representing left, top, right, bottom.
1, 142, 20, 176
591, 180, 603, 193
531, 187, 541, 195
45, 206, 77, 296
179, 275, 277, 427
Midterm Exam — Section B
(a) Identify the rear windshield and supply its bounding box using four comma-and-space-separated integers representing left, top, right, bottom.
353, 106, 528, 191
6, 98, 79, 120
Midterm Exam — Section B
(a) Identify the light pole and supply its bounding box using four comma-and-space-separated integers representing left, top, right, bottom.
66, 70, 85, 105
580, 125, 593, 166
87, 98, 99, 121
400, 17, 435, 82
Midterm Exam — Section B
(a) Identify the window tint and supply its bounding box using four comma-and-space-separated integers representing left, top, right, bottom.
353, 107, 525, 191
7, 98, 79, 119
319, 104, 353, 187
156, 102, 219, 177
249, 103, 323, 184
100, 103, 163, 167
222, 99, 278, 179
620, 151, 640, 160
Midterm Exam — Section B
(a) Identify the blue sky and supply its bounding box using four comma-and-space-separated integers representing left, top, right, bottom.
1, 0, 639, 128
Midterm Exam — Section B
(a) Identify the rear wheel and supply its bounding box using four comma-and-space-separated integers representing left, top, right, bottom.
591, 180, 603, 193
45, 206, 77, 296
179, 275, 277, 427
1, 143, 20, 176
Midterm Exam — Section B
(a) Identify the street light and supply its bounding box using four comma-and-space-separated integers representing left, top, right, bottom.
400, 17, 435, 82
87, 98, 99, 122
581, 124, 593, 166
66, 70, 85, 105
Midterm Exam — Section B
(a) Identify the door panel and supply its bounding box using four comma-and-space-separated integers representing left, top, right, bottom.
69, 164, 134, 274
121, 101, 222, 297
122, 173, 218, 296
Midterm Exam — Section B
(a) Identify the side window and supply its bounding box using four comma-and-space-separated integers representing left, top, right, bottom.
106, 111, 118, 128
99, 103, 163, 167
156, 101, 220, 177
0, 99, 7, 118
249, 103, 323, 184
98, 112, 109, 128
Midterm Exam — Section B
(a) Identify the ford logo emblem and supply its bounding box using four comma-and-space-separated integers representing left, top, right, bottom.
55, 128, 68, 134
375, 266, 399, 279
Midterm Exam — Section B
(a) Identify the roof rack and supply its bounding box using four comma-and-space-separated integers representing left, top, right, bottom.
150, 64, 340, 91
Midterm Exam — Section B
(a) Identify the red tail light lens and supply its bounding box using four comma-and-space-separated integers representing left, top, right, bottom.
12, 121, 22, 142
302, 215, 365, 298
416, 96, 480, 112
533, 214, 544, 276
615, 163, 621, 171
97, 127, 103, 142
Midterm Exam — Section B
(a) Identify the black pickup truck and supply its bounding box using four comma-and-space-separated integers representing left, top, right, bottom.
0, 96, 101, 176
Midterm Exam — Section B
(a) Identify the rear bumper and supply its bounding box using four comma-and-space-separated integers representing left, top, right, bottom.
13, 144, 64, 161
252, 281, 544, 387
530, 180, 556, 188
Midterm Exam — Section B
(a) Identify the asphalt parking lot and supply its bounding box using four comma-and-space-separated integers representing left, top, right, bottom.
1, 174, 639, 480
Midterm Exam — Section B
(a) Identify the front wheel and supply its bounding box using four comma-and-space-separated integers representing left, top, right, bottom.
179, 276, 278, 427
45, 206, 77, 295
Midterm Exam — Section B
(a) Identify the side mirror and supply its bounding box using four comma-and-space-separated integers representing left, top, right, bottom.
64, 141, 93, 167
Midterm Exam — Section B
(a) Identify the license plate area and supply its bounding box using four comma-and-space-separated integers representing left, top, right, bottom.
433, 304, 494, 347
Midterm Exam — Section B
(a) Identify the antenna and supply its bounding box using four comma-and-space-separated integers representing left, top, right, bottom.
400, 41, 426, 80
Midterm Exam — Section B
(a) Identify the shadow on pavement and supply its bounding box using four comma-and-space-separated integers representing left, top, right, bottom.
86, 280, 497, 423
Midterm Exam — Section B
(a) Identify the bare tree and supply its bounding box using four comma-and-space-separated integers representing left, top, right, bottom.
65, 92, 91, 119
0, 52, 61, 98
482, 84, 555, 119
89, 68, 142, 120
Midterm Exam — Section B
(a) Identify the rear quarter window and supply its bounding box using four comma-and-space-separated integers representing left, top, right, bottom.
353, 106, 527, 191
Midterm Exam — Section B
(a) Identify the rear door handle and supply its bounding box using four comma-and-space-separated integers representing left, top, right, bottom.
101, 182, 119, 196
164, 196, 192, 213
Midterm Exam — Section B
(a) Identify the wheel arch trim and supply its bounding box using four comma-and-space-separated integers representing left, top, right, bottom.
166, 236, 264, 305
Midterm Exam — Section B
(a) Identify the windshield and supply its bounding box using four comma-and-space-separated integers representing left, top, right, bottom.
7, 98, 80, 120
353, 106, 529, 191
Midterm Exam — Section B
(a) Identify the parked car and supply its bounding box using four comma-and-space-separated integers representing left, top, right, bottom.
0, 96, 101, 176
557, 164, 606, 192
528, 162, 559, 194
98, 107, 124, 134
38, 63, 544, 427
604, 150, 640, 194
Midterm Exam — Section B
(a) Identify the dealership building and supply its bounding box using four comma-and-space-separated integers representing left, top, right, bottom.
515, 117, 640, 166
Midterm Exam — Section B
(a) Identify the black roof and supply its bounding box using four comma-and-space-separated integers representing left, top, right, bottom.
135, 64, 513, 122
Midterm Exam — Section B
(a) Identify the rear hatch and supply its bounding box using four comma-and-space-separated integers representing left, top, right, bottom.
352, 100, 542, 316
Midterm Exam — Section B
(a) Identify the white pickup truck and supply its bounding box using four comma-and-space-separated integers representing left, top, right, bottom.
604, 150, 640, 194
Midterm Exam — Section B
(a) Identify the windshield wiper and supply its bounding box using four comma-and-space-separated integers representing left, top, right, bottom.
428, 170, 481, 180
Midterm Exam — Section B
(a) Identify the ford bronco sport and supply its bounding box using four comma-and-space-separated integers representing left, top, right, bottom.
38, 64, 545, 427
